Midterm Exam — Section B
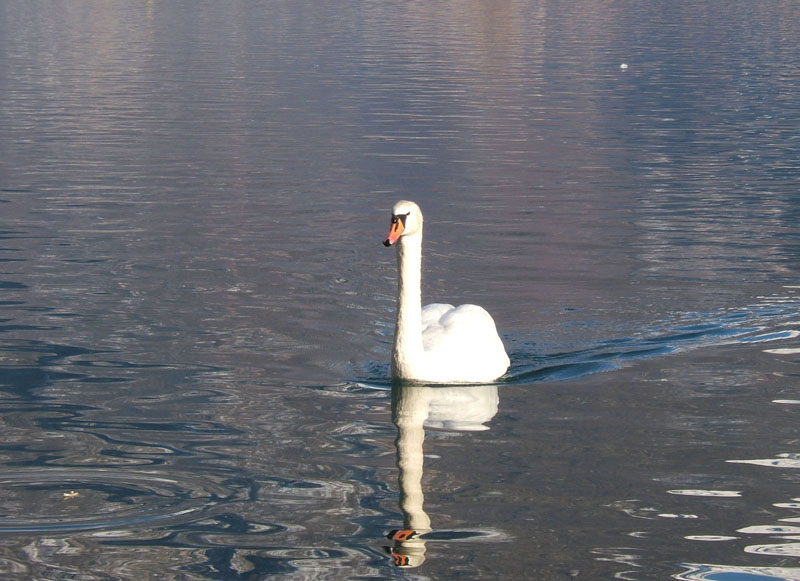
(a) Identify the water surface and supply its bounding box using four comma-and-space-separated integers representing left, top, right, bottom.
1, 1, 800, 578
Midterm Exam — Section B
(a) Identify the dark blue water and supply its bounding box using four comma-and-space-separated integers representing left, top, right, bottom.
1, 1, 800, 578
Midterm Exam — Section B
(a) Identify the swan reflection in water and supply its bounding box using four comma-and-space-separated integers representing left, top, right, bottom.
386, 382, 499, 568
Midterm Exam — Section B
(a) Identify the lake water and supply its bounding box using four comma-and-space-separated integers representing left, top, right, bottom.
1, 1, 800, 579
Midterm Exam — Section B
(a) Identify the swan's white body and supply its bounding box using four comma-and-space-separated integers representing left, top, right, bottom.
383, 200, 509, 384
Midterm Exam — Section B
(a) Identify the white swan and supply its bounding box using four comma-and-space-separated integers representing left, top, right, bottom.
383, 200, 510, 383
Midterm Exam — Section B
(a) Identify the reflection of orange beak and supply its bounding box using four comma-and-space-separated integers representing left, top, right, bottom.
388, 529, 417, 541
383, 218, 405, 246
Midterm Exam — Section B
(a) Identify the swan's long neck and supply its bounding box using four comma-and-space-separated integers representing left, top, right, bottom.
393, 231, 424, 379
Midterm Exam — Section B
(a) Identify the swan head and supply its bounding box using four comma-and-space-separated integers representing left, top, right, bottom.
383, 200, 423, 246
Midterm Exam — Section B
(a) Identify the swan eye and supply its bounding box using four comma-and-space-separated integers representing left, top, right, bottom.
392, 213, 409, 226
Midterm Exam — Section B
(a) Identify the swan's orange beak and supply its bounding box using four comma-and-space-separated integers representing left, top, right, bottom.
383, 215, 405, 246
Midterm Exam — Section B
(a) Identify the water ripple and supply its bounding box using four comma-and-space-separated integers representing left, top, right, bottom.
357, 291, 800, 388
505, 290, 800, 385
0, 467, 240, 534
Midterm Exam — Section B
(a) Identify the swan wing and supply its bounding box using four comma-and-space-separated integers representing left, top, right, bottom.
420, 303, 509, 382
422, 304, 498, 348
421, 303, 454, 330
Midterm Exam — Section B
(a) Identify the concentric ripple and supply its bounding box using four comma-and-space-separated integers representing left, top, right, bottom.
0, 467, 234, 534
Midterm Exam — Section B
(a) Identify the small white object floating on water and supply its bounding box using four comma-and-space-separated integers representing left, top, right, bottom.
620, 63, 629, 70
